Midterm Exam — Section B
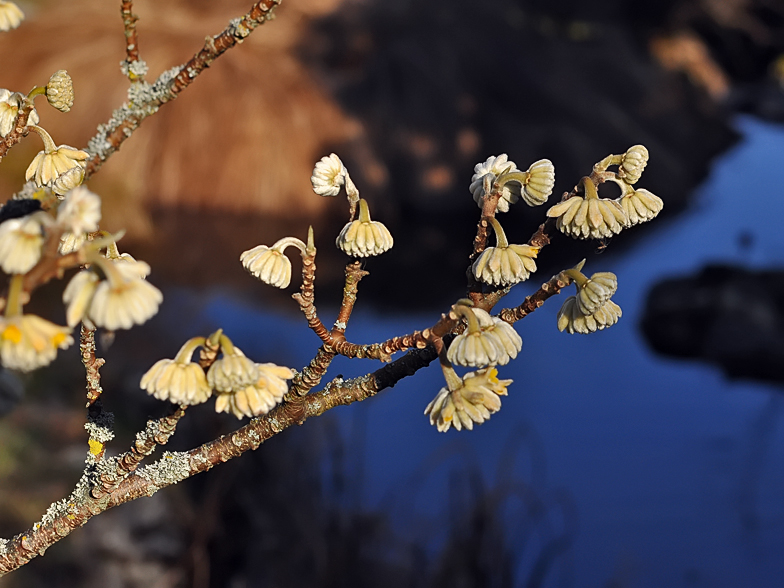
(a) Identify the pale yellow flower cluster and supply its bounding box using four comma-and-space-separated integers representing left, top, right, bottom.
557, 267, 622, 334
547, 145, 662, 239
240, 236, 306, 289
425, 368, 512, 432
447, 307, 522, 368
0, 314, 73, 372
0, 212, 50, 274
336, 198, 393, 258
0, 1, 23, 32
470, 155, 555, 212
63, 255, 162, 330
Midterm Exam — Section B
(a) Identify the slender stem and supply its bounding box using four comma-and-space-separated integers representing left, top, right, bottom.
120, 0, 143, 78
174, 337, 207, 364
581, 176, 599, 200
4, 275, 24, 318
28, 125, 57, 153
488, 217, 509, 248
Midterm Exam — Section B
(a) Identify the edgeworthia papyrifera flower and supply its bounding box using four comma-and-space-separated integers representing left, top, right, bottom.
493, 158, 556, 207
215, 363, 295, 419
45, 70, 74, 113
425, 366, 512, 432
240, 229, 310, 289
0, 1, 24, 32
562, 261, 618, 315
618, 186, 663, 227
617, 144, 649, 185
206, 334, 259, 393
472, 217, 538, 286
547, 176, 627, 240
447, 302, 521, 367
140, 337, 212, 406
470, 154, 521, 213
0, 211, 51, 274
336, 198, 393, 257
25, 125, 88, 195
0, 275, 73, 372
557, 262, 622, 334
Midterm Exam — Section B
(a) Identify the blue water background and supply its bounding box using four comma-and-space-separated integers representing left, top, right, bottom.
199, 116, 784, 587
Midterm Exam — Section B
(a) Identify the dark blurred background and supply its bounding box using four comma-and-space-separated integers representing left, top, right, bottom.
2, 0, 784, 586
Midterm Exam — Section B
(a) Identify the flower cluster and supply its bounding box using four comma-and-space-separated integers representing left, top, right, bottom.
447, 306, 522, 368
469, 155, 555, 213
63, 252, 162, 330
45, 70, 74, 113
547, 145, 662, 239
241, 235, 307, 289
0, 1, 23, 32
557, 265, 622, 334
472, 218, 538, 286
336, 198, 393, 258
425, 367, 512, 432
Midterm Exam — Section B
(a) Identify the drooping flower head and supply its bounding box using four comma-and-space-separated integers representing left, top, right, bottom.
0, 275, 73, 372
25, 126, 88, 195
336, 199, 393, 257
446, 302, 521, 367
469, 154, 521, 213
557, 262, 622, 334
311, 153, 347, 196
0, 211, 52, 275
0, 1, 24, 32
140, 337, 212, 406
547, 176, 628, 240
619, 187, 663, 227
56, 185, 101, 235
206, 334, 259, 393
215, 363, 295, 419
424, 366, 512, 432
472, 217, 538, 286
240, 232, 308, 289
63, 249, 162, 330
617, 145, 649, 185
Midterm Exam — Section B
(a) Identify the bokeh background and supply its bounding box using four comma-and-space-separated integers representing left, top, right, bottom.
1, 0, 784, 586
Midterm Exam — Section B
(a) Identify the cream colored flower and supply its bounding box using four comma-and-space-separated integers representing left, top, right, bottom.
73, 257, 162, 330
447, 304, 520, 367
111, 253, 151, 279
88, 277, 161, 330
59, 231, 86, 255
0, 212, 50, 274
336, 198, 393, 257
469, 154, 521, 213
0, 314, 73, 372
472, 218, 538, 286
563, 268, 618, 315
141, 339, 212, 406
311, 153, 346, 196
46, 70, 74, 113
557, 296, 622, 334
240, 236, 305, 289
62, 270, 100, 327
207, 347, 259, 393
521, 159, 555, 206
51, 166, 85, 196
215, 363, 294, 419
472, 308, 523, 361
0, 1, 24, 32
0, 89, 39, 137
25, 137, 89, 191
547, 179, 628, 240
618, 145, 648, 185
57, 185, 101, 235
619, 188, 663, 226
425, 367, 512, 432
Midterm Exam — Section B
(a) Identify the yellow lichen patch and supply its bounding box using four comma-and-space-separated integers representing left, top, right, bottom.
88, 439, 104, 456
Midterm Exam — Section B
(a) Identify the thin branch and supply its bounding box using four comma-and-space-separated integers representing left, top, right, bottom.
120, 0, 143, 79
82, 0, 283, 180
497, 273, 569, 324
80, 325, 105, 407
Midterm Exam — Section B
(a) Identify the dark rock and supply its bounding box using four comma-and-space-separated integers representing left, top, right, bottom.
641, 264, 784, 384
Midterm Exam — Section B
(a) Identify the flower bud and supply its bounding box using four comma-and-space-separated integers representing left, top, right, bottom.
46, 70, 74, 113
618, 145, 648, 184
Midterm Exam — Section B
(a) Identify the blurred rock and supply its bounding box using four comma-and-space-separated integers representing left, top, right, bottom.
641, 264, 784, 384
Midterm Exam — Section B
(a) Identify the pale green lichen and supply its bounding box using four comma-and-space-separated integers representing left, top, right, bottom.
120, 59, 149, 79
137, 451, 191, 493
